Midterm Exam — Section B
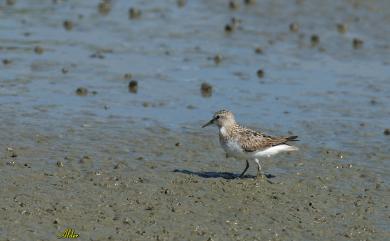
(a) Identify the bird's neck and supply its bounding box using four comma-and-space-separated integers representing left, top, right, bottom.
219, 123, 237, 137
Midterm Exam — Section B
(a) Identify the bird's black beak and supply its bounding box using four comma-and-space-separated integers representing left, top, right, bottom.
202, 118, 214, 128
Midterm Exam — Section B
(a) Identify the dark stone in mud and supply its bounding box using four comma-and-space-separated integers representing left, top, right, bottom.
79, 155, 91, 163
129, 8, 141, 19
384, 129, 390, 136
257, 69, 265, 78
2, 59, 12, 65
34, 46, 44, 54
123, 73, 133, 80
75, 87, 88, 96
311, 34, 320, 46
289, 22, 299, 32
213, 54, 222, 64
337, 23, 347, 33
142, 102, 150, 107
353, 38, 364, 49
225, 24, 234, 33
61, 67, 69, 74
254, 47, 263, 54
90, 52, 105, 59
128, 80, 138, 93
177, 0, 186, 7
56, 161, 63, 167
229, 1, 239, 10
63, 20, 73, 31
244, 0, 256, 5
6, 0, 16, 6
98, 1, 111, 16
201, 82, 213, 97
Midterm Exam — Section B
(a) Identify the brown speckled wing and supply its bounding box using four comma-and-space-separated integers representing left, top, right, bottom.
237, 127, 298, 152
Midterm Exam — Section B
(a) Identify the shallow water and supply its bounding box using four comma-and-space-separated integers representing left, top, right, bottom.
1, 0, 390, 240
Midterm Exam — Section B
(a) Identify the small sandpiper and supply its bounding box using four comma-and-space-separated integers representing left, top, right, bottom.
202, 109, 299, 178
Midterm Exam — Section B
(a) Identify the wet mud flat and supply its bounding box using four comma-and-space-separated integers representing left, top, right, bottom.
1, 0, 390, 240
1, 121, 389, 241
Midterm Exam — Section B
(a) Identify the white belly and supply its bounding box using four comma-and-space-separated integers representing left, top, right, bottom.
221, 139, 249, 159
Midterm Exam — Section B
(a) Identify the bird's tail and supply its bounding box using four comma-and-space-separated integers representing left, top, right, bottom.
286, 135, 299, 142
285, 135, 299, 151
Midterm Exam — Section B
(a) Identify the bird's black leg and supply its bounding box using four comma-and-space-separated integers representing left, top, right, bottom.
239, 160, 249, 178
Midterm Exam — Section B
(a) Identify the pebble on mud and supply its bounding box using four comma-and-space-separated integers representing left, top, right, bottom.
6, 0, 16, 5
384, 129, 390, 136
2, 59, 12, 65
75, 87, 88, 96
225, 24, 234, 33
34, 46, 44, 54
56, 161, 64, 167
353, 38, 364, 49
311, 34, 320, 46
244, 0, 256, 5
254, 47, 263, 54
123, 73, 133, 79
213, 54, 222, 64
128, 80, 138, 93
336, 23, 347, 33
98, 1, 111, 15
201, 82, 213, 97
229, 1, 239, 10
177, 0, 186, 7
79, 155, 91, 164
257, 69, 265, 78
289, 22, 299, 32
129, 8, 141, 19
63, 20, 73, 31
61, 67, 69, 74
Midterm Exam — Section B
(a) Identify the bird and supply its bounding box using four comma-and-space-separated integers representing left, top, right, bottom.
202, 109, 298, 178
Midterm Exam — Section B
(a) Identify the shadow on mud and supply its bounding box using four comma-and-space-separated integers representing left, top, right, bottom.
173, 169, 275, 180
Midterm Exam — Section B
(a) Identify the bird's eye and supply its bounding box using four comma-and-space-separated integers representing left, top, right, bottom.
215, 115, 220, 119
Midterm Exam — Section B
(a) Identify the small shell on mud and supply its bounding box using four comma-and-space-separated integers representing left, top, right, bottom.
123, 73, 133, 79
213, 54, 222, 64
289, 22, 299, 32
129, 8, 141, 19
254, 47, 263, 54
75, 87, 88, 96
177, 0, 186, 7
311, 34, 320, 46
201, 82, 213, 97
225, 24, 234, 33
34, 46, 44, 54
257, 69, 265, 78
128, 80, 138, 93
336, 23, 347, 33
384, 129, 390, 136
63, 20, 73, 31
229, 1, 239, 10
6, 0, 16, 6
2, 59, 12, 65
61, 67, 69, 74
6, 160, 16, 166
353, 38, 364, 49
98, 1, 111, 15
244, 0, 256, 5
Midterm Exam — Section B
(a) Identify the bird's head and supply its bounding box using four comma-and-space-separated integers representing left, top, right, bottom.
202, 109, 236, 128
